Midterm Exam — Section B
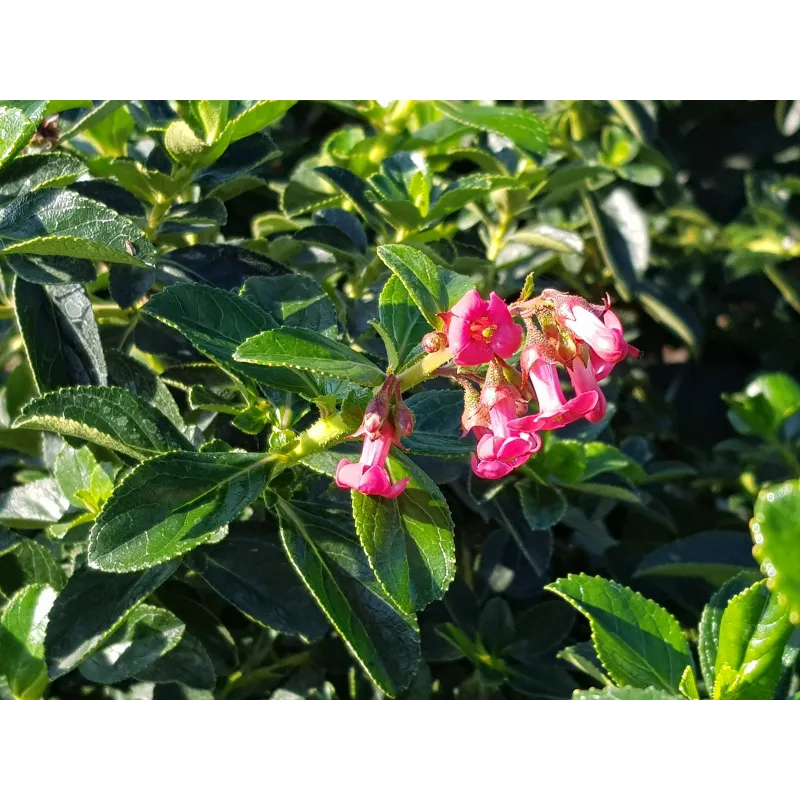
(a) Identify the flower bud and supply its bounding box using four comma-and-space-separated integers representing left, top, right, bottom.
422, 331, 448, 353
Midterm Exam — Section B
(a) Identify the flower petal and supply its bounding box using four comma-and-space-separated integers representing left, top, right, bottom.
496, 436, 533, 460
454, 339, 494, 366
476, 433, 502, 460
381, 477, 411, 499
450, 288, 487, 319
472, 457, 515, 480
359, 464, 393, 495
335, 459, 365, 490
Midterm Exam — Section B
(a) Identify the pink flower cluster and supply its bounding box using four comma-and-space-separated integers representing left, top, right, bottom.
335, 283, 639, 500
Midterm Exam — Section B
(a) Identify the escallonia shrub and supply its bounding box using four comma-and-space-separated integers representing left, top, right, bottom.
1, 100, 799, 701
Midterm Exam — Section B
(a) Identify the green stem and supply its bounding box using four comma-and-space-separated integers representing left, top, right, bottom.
764, 264, 800, 316
280, 348, 453, 466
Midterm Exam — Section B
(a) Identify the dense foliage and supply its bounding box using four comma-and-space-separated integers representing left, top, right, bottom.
0, 99, 798, 700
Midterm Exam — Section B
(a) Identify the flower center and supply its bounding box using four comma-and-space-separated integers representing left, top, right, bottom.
469, 317, 496, 342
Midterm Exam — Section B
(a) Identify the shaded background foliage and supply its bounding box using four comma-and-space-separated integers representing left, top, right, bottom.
0, 100, 798, 700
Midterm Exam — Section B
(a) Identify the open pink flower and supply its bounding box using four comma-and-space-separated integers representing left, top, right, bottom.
567, 352, 607, 424
508, 358, 599, 433
470, 374, 541, 480
439, 290, 523, 366
335, 420, 410, 499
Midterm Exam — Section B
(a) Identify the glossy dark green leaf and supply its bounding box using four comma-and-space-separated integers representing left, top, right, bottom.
59, 100, 129, 142
0, 532, 67, 591
403, 391, 474, 457
547, 574, 693, 693
378, 274, 430, 369
276, 499, 421, 698
634, 531, 756, 586
516, 481, 567, 530
637, 281, 702, 355
226, 100, 296, 142
108, 264, 154, 308
697, 573, 755, 694
315, 165, 385, 233
478, 597, 515, 655
427, 175, 498, 221
105, 351, 185, 433
79, 604, 185, 685
0, 478, 70, 529
15, 386, 193, 460
14, 279, 107, 392
0, 106, 37, 168
751, 480, 800, 624
142, 283, 320, 398
557, 641, 612, 686
3, 254, 95, 285
241, 275, 337, 338
510, 224, 584, 255
434, 101, 548, 155
234, 327, 385, 387
351, 451, 455, 614
189, 525, 328, 640
506, 601, 575, 663
53, 443, 114, 513
713, 579, 794, 700
377, 244, 447, 328
134, 633, 216, 690
581, 441, 647, 483
582, 188, 648, 301
162, 244, 287, 290
88, 452, 269, 573
0, 152, 87, 200
44, 562, 177, 678
0, 584, 57, 699
0, 189, 156, 268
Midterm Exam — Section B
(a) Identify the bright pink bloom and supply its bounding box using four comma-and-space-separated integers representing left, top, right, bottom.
508, 359, 599, 433
439, 290, 523, 366
470, 381, 541, 480
560, 304, 628, 363
335, 421, 410, 499
567, 354, 606, 424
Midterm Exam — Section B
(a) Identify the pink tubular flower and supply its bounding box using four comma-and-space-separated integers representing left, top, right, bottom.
470, 368, 541, 480
567, 351, 607, 424
335, 421, 410, 499
439, 289, 523, 366
508, 358, 599, 433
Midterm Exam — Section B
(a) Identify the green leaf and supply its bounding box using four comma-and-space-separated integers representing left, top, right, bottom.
581, 441, 647, 483
751, 480, 800, 624
573, 686, 682, 700
377, 244, 447, 328
697, 573, 755, 695
134, 633, 216, 690
637, 281, 702, 355
509, 224, 584, 255
434, 101, 548, 155
582, 188, 648, 301
188, 525, 328, 640
14, 279, 107, 393
634, 531, 756, 586
0, 106, 37, 169
88, 452, 269, 572
315, 165, 385, 233
142, 283, 322, 398
105, 350, 186, 434
0, 152, 87, 200
0, 478, 70, 529
88, 157, 178, 204
724, 372, 800, 439
234, 327, 386, 387
226, 101, 296, 142
546, 574, 693, 693
241, 275, 337, 339
59, 100, 129, 142
44, 562, 177, 678
0, 532, 66, 591
679, 665, 700, 699
713, 579, 795, 699
3, 254, 96, 285
516, 480, 567, 530
506, 601, 575, 663
557, 641, 613, 686
378, 274, 430, 370
479, 597, 515, 654
368, 152, 430, 228
276, 499, 421, 698
403, 390, 474, 457
79, 604, 185, 685
427, 175, 498, 221
0, 189, 156, 268
53, 443, 114, 513
0, 584, 57, 699
351, 451, 455, 614
14, 386, 193, 460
